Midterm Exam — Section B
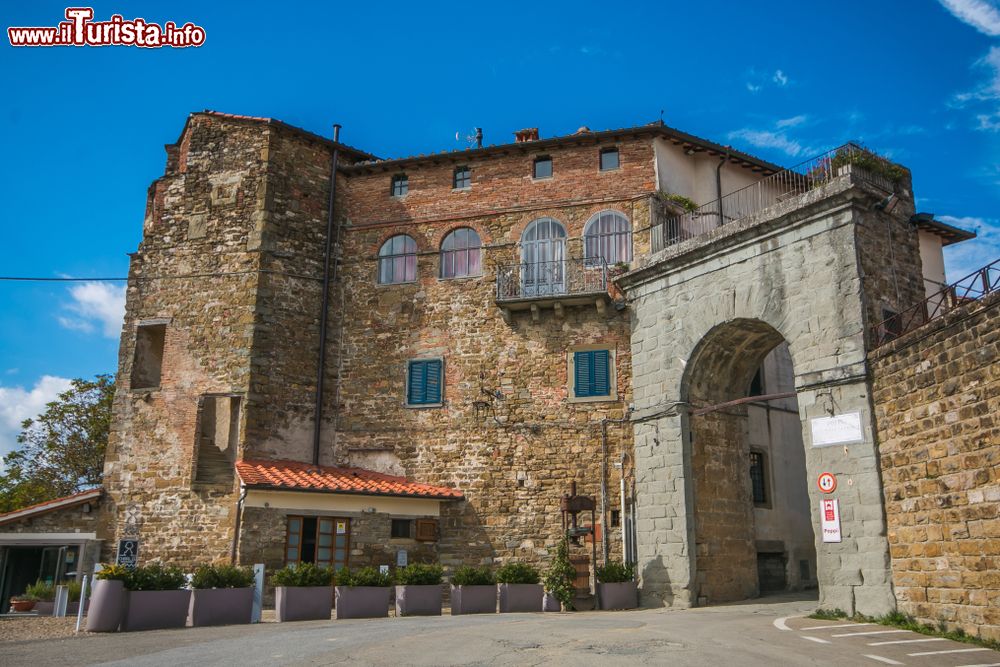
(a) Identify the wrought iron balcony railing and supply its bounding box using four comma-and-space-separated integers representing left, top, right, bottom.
871, 258, 1000, 348
651, 143, 906, 252
496, 258, 608, 302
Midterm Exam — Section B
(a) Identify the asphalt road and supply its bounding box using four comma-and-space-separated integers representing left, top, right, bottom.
3, 593, 997, 666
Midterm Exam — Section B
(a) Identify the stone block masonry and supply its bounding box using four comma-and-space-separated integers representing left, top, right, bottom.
871, 289, 1000, 641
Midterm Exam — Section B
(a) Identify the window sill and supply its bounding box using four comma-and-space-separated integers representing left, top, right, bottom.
598, 168, 621, 174
531, 176, 553, 182
438, 274, 483, 282
568, 394, 617, 404
451, 187, 472, 193
404, 402, 444, 409
375, 280, 419, 288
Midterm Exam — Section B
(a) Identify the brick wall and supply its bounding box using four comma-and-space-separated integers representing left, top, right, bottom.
872, 290, 1000, 640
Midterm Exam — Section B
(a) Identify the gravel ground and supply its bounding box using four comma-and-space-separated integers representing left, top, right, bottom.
0, 616, 81, 642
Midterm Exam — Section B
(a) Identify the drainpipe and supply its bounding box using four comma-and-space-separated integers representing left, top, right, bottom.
715, 149, 728, 225
312, 124, 342, 468
619, 454, 628, 563
230, 484, 248, 564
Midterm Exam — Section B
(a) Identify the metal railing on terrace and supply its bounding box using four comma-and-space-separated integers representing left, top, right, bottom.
496, 258, 607, 301
871, 258, 1000, 348
651, 143, 906, 252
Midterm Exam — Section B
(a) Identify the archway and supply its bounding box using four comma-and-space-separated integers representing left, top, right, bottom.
681, 319, 816, 605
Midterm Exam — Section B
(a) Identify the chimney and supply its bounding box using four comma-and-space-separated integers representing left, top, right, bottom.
514, 127, 539, 143
475, 127, 483, 148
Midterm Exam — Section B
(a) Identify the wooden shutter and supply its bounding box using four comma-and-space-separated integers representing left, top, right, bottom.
408, 360, 442, 405
593, 350, 610, 396
574, 351, 592, 397
425, 360, 442, 403
574, 350, 610, 398
316, 518, 334, 567
415, 519, 438, 542
408, 360, 425, 404
285, 516, 303, 564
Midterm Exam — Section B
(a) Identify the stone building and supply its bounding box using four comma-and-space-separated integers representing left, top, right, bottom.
3, 110, 994, 639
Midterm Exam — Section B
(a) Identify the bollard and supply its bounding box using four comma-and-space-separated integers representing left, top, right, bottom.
54, 585, 69, 617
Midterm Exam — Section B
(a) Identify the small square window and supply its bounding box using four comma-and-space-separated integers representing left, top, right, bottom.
391, 174, 408, 197
574, 349, 611, 398
600, 147, 620, 171
407, 358, 443, 406
610, 510, 621, 527
453, 166, 471, 189
533, 156, 552, 179
391, 518, 413, 539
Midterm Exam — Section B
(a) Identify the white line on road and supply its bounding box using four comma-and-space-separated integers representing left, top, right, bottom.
831, 630, 911, 637
908, 648, 991, 657
773, 616, 792, 631
954, 663, 1000, 667
802, 636, 831, 644
801, 622, 877, 631
868, 638, 948, 646
864, 655, 904, 665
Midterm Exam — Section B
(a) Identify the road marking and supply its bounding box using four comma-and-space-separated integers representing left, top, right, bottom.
869, 638, 948, 646
908, 648, 991, 657
801, 622, 877, 631
864, 655, 904, 665
774, 616, 792, 631
802, 636, 831, 644
954, 663, 1000, 667
831, 630, 910, 637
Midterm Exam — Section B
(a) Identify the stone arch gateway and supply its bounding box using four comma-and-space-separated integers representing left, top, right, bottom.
618, 174, 925, 616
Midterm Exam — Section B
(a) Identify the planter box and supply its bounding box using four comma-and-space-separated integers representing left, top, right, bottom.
275, 585, 333, 622
497, 583, 543, 613
450, 584, 495, 615
121, 589, 191, 632
36, 599, 90, 616
597, 581, 638, 610
86, 579, 125, 632
335, 586, 390, 619
189, 587, 253, 627
543, 592, 561, 612
395, 585, 441, 617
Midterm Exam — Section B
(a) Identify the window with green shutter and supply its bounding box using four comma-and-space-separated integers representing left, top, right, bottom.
407, 359, 443, 405
574, 349, 611, 398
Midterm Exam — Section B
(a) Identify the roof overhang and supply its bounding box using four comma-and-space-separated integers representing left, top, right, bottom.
911, 213, 977, 246
0, 488, 103, 527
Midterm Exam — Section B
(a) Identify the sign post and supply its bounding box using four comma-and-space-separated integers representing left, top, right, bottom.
817, 472, 837, 494
115, 538, 139, 568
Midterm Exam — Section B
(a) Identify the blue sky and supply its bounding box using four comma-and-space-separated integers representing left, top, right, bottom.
1, 0, 999, 457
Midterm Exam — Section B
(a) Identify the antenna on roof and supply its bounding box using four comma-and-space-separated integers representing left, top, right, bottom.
455, 127, 482, 149
659, 109, 665, 124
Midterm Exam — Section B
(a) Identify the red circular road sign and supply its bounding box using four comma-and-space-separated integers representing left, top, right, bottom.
817, 472, 837, 493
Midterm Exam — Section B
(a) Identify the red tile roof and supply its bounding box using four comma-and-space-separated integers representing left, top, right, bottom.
236, 459, 463, 500
0, 488, 102, 526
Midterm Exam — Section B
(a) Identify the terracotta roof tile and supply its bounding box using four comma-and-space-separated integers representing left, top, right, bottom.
236, 459, 463, 500
0, 488, 103, 526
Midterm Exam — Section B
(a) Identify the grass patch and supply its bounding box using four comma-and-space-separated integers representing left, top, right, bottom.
810, 608, 1000, 652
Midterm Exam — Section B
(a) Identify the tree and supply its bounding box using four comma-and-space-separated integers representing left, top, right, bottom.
0, 375, 114, 513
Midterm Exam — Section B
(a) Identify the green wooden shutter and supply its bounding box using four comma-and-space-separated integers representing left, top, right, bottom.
593, 350, 610, 396
408, 359, 442, 405
574, 351, 592, 397
574, 350, 610, 397
425, 359, 442, 404
407, 360, 425, 404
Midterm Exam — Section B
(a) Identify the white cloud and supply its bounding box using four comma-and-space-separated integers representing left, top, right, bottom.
953, 46, 1000, 131
776, 115, 807, 129
773, 69, 789, 86
746, 82, 762, 94
0, 376, 73, 461
939, 0, 1000, 36
728, 128, 804, 157
938, 215, 1000, 280
58, 282, 126, 339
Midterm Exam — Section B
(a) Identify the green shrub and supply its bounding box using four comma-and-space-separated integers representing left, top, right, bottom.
495, 562, 540, 585
108, 563, 187, 591
394, 563, 443, 586
451, 565, 495, 586
191, 564, 255, 589
95, 564, 131, 582
336, 566, 393, 587
657, 192, 698, 213
543, 536, 576, 610
596, 560, 635, 584
23, 580, 86, 602
271, 563, 334, 588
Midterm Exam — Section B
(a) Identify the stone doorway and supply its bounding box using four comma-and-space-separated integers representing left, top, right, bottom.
682, 320, 815, 605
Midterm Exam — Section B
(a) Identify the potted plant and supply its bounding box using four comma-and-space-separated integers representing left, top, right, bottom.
8, 591, 37, 613
450, 565, 496, 615
543, 537, 576, 612
394, 563, 443, 617
596, 560, 638, 610
27, 580, 88, 616
273, 563, 334, 622
119, 563, 190, 631
496, 562, 543, 613
87, 564, 129, 632
188, 563, 256, 627
335, 567, 393, 619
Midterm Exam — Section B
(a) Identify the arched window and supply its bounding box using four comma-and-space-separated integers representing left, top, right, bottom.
583, 210, 632, 266
440, 227, 482, 279
378, 234, 417, 284
520, 217, 567, 296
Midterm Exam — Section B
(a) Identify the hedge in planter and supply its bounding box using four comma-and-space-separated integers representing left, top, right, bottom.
273, 563, 334, 622
394, 563, 443, 617
335, 567, 393, 619
496, 562, 543, 613
91, 563, 190, 632
450, 566, 496, 615
596, 560, 638, 610
189, 564, 256, 627
26, 579, 88, 616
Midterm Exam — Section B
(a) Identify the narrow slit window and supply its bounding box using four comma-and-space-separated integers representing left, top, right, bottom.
749, 451, 768, 506
131, 324, 166, 390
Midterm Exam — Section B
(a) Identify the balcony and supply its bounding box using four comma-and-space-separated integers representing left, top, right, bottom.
650, 143, 907, 252
496, 258, 610, 322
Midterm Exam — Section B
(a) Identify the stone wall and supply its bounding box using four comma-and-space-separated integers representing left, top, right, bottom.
871, 289, 1000, 640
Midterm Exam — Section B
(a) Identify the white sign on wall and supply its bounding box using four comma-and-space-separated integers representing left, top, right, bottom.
810, 411, 863, 447
820, 499, 842, 543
